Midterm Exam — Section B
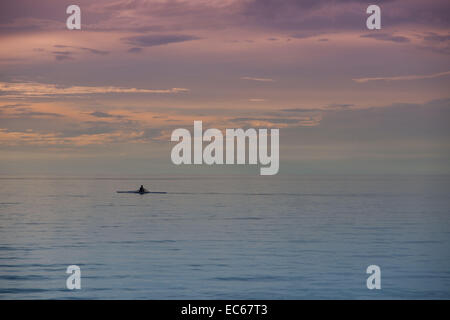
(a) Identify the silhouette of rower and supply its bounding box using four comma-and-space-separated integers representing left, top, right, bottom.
139, 185, 145, 193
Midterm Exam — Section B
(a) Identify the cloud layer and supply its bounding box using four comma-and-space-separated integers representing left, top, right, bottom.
0, 82, 189, 98
1, 0, 449, 174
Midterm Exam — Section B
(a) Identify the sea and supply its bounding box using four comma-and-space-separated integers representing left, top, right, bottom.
0, 175, 449, 299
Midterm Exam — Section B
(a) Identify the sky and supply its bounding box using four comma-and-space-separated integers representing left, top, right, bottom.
0, 0, 449, 175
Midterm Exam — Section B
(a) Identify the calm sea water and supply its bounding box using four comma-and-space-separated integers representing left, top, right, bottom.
0, 175, 449, 299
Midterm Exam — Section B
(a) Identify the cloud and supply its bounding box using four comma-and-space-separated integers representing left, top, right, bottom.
0, 16, 61, 34
0, 113, 159, 146
0, 104, 63, 118
123, 34, 201, 47
326, 103, 354, 109
0, 128, 148, 147
0, 81, 189, 98
275, 98, 450, 173
128, 47, 143, 53
59, 121, 119, 138
2, 97, 449, 162
54, 45, 109, 55
281, 108, 323, 113
89, 111, 124, 119
231, 117, 299, 124
229, 117, 315, 126
28, 45, 110, 62
79, 47, 109, 55
281, 104, 353, 113
2, 0, 450, 38
0, 103, 29, 109
12, 111, 63, 118
360, 33, 410, 43
300, 98, 450, 143
421, 32, 450, 42
353, 70, 450, 83
0, 129, 58, 146
291, 32, 327, 40
248, 98, 265, 102
416, 32, 450, 55
52, 51, 75, 61
89, 111, 114, 118
241, 77, 275, 82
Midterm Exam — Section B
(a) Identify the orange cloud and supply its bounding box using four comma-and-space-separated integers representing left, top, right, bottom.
0, 81, 189, 98
241, 77, 275, 82
353, 71, 450, 83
